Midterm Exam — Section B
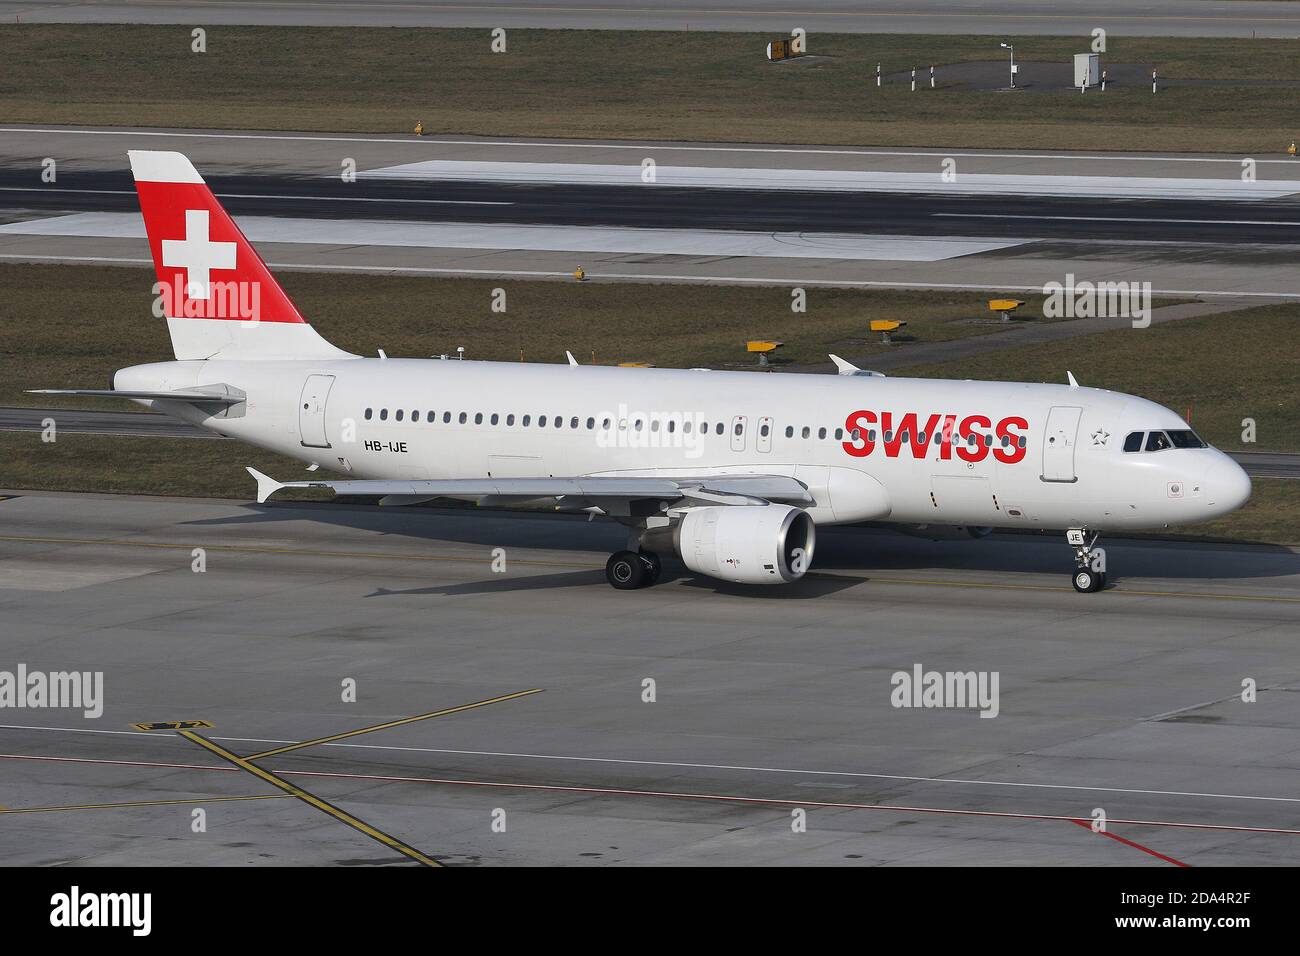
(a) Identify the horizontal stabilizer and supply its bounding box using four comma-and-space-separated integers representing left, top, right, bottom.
29, 385, 246, 404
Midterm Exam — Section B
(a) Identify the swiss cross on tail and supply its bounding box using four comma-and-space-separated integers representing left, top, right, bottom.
162, 209, 236, 300
128, 149, 305, 325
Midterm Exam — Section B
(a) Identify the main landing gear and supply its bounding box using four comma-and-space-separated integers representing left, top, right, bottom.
1067, 528, 1106, 593
605, 550, 662, 590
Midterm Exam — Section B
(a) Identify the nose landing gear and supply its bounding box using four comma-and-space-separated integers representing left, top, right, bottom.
1067, 528, 1106, 593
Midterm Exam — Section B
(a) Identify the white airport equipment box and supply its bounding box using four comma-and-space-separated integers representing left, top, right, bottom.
1074, 53, 1099, 87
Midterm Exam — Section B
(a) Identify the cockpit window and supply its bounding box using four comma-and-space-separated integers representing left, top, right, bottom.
1166, 429, 1206, 449
1123, 431, 1143, 453
1145, 431, 1173, 452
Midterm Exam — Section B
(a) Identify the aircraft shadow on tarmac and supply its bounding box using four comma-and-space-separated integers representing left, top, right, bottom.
181, 502, 1300, 586
367, 567, 861, 599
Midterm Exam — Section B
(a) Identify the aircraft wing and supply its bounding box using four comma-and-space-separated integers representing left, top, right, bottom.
246, 468, 813, 508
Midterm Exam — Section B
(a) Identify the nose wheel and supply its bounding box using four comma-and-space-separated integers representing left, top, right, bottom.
1067, 529, 1106, 593
605, 550, 662, 590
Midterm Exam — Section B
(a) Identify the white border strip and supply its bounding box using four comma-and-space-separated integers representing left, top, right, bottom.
2, 722, 1299, 806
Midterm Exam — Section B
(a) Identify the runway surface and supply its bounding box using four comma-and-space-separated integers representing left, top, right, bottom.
0, 490, 1297, 866
3, 0, 1300, 38
3, 127, 1300, 295
4, 166, 1300, 244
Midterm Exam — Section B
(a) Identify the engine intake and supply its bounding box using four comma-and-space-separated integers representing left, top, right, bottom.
673, 504, 815, 584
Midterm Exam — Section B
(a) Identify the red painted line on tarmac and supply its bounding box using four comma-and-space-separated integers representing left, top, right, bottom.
2, 751, 1297, 839
1069, 819, 1190, 867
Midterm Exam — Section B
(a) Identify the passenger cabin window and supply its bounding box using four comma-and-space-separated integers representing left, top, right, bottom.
395, 409, 404, 422
379, 409, 388, 421
364, 408, 373, 420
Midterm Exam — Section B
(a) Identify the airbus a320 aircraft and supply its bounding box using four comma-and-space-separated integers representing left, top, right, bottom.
37, 151, 1252, 592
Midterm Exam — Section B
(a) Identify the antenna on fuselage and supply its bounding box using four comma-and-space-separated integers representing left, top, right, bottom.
1066, 371, 1080, 388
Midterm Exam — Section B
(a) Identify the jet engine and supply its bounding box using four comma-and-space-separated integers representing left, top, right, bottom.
671, 504, 815, 584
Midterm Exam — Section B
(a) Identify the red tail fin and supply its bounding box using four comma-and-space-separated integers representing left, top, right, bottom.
128, 150, 348, 360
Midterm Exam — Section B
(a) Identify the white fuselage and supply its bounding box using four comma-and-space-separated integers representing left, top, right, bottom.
116, 356, 1252, 533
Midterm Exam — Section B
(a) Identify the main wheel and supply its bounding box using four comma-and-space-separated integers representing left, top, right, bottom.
606, 550, 647, 590
638, 551, 662, 586
1072, 568, 1099, 593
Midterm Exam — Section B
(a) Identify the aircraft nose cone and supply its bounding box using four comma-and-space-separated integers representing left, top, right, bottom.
1207, 456, 1252, 515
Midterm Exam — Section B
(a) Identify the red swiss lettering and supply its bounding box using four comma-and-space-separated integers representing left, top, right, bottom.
994, 416, 1028, 464
841, 409, 877, 458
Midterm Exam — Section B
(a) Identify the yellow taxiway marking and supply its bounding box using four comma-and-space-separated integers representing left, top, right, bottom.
1, 534, 1295, 604
131, 719, 213, 732
244, 689, 544, 761
180, 731, 441, 867
0, 794, 289, 815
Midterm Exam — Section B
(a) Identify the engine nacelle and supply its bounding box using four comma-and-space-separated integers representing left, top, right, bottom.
674, 504, 815, 584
